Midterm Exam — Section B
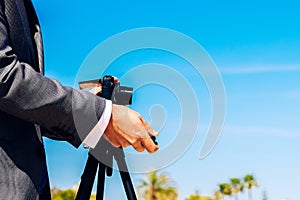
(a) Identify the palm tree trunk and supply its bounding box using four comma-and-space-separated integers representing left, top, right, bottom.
248, 189, 253, 200
151, 187, 157, 200
234, 194, 239, 200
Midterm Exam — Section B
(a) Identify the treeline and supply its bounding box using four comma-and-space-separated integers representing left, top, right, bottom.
186, 174, 259, 200
51, 188, 96, 200
51, 171, 262, 200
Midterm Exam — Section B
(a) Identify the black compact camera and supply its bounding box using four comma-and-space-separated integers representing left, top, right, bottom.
79, 75, 133, 105
100, 75, 133, 105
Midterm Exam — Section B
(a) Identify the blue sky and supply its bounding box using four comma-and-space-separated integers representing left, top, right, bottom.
32, 0, 300, 199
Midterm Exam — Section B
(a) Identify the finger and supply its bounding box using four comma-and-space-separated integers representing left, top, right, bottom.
113, 77, 119, 82
139, 117, 159, 137
141, 136, 159, 153
79, 81, 99, 89
132, 140, 145, 152
119, 138, 131, 148
90, 87, 102, 95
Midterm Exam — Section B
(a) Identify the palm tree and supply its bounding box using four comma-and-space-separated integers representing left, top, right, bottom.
185, 190, 212, 200
218, 183, 232, 200
51, 186, 96, 200
262, 190, 268, 200
213, 191, 223, 200
51, 187, 75, 200
243, 174, 258, 200
137, 171, 178, 200
230, 178, 243, 200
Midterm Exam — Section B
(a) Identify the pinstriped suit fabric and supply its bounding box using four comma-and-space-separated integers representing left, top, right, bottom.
0, 147, 39, 200
0, 0, 106, 199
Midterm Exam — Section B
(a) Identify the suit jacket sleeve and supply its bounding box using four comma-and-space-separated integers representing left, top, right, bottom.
0, 3, 105, 148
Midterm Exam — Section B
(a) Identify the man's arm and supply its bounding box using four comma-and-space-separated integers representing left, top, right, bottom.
0, 4, 158, 153
0, 5, 104, 147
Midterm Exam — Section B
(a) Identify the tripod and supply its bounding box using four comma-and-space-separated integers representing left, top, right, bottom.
76, 75, 137, 200
75, 138, 137, 200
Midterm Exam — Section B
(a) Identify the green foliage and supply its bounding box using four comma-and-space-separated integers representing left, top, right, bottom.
51, 187, 96, 200
213, 191, 223, 200
137, 171, 178, 200
244, 174, 258, 189
219, 183, 232, 196
214, 174, 258, 200
49, 173, 260, 200
51, 188, 75, 200
90, 194, 97, 200
230, 178, 243, 193
243, 174, 258, 200
185, 191, 212, 200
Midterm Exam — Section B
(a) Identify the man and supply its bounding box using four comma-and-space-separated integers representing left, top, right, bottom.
0, 0, 158, 199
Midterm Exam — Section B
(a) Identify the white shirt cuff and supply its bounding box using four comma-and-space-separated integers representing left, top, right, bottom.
83, 99, 112, 148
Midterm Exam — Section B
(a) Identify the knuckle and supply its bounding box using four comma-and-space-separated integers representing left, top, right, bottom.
129, 135, 141, 144
135, 112, 142, 119
147, 145, 158, 153
133, 119, 142, 127
132, 139, 141, 146
113, 143, 121, 148
135, 147, 144, 152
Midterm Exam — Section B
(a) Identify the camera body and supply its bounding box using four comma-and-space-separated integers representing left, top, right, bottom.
78, 75, 133, 105
100, 75, 133, 105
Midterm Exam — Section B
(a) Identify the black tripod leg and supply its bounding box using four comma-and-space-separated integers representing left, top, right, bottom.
96, 162, 106, 200
114, 150, 138, 200
75, 154, 99, 200
119, 170, 138, 200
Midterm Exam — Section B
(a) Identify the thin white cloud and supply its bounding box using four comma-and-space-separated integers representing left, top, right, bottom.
284, 90, 300, 99
221, 65, 300, 74
223, 125, 300, 138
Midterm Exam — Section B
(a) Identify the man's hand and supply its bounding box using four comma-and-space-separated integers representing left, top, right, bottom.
104, 104, 159, 153
85, 77, 158, 153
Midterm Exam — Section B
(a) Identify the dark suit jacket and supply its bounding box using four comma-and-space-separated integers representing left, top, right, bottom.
0, 0, 106, 199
